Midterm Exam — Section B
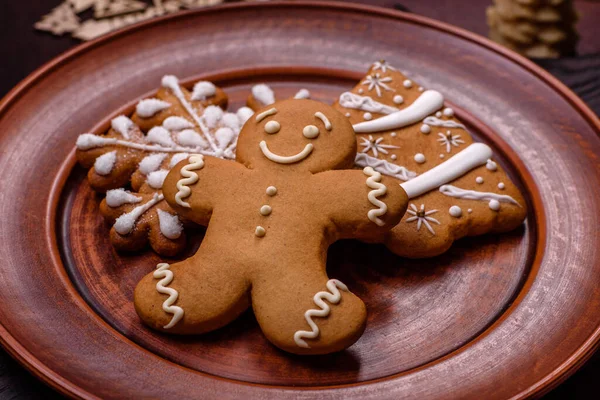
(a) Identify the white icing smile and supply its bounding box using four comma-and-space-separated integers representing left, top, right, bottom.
259, 140, 314, 164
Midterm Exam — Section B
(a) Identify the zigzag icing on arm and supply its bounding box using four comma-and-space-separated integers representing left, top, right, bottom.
175, 155, 205, 208
363, 167, 388, 226
355, 153, 417, 181
153, 263, 184, 329
294, 279, 349, 348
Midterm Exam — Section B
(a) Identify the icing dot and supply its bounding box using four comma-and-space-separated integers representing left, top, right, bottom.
436, 111, 443, 118
498, 182, 505, 190
345, 112, 351, 117
414, 153, 426, 164
487, 159, 498, 171
468, 208, 473, 213
393, 95, 404, 105
443, 107, 454, 117
476, 176, 484, 184
260, 205, 272, 216
255, 226, 266, 237
449, 206, 462, 218
390, 132, 397, 137
418, 86, 424, 92
420, 124, 431, 134
403, 79, 412, 88
489, 200, 500, 211
264, 120, 280, 134
364, 112, 373, 121
303, 125, 320, 139
358, 88, 364, 94
391, 154, 397, 160
266, 186, 277, 196
439, 154, 445, 159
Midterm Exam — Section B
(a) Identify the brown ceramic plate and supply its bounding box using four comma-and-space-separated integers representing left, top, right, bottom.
0, 2, 599, 399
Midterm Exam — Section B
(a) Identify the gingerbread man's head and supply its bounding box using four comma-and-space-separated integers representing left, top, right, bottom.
236, 99, 357, 173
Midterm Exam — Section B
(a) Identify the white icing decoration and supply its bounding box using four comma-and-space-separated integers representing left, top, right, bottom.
360, 135, 400, 157
353, 90, 444, 133
105, 189, 142, 208
255, 108, 277, 122
438, 131, 465, 153
423, 116, 466, 130
338, 92, 398, 114
390, 132, 397, 137
476, 176, 484, 184
436, 111, 443, 118
486, 159, 498, 171
355, 153, 417, 181
400, 143, 492, 198
293, 279, 349, 348
237, 107, 255, 125
440, 154, 445, 159
252, 84, 275, 106
364, 113, 373, 121
418, 87, 425, 92
111, 115, 134, 139
361, 74, 394, 97
315, 112, 332, 130
345, 112, 351, 117
443, 107, 454, 117
372, 60, 396, 73
266, 186, 277, 196
403, 79, 413, 88
154, 263, 184, 329
139, 153, 167, 175
203, 105, 223, 129
191, 81, 216, 101
147, 169, 169, 189
114, 193, 164, 235
76, 133, 216, 156
449, 205, 462, 218
260, 205, 272, 216
414, 153, 426, 164
169, 153, 190, 168
157, 209, 183, 240
358, 88, 364, 94
177, 129, 208, 148
255, 226, 266, 237
406, 203, 440, 235
294, 89, 311, 99
215, 127, 236, 149
175, 155, 205, 208
260, 141, 313, 164
420, 124, 431, 134
135, 99, 171, 119
498, 182, 505, 190
489, 200, 501, 211
468, 208, 473, 213
163, 116, 194, 131
264, 121, 281, 134
393, 95, 404, 105
391, 154, 397, 160
94, 150, 117, 176
221, 113, 241, 131
363, 167, 388, 226
439, 184, 521, 207
147, 126, 176, 147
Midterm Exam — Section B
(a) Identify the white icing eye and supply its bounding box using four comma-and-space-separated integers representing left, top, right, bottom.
303, 125, 320, 139
264, 120, 280, 134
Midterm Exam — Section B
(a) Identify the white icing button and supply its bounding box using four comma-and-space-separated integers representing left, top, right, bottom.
266, 186, 277, 196
255, 226, 266, 237
436, 111, 443, 118
358, 88, 364, 94
486, 159, 498, 171
391, 154, 397, 160
420, 124, 431, 134
345, 112, 351, 117
498, 182, 505, 190
403, 79, 412, 88
414, 153, 426, 164
443, 107, 454, 117
489, 200, 500, 211
215, 149, 224, 158
303, 125, 320, 139
364, 112, 373, 121
418, 86, 424, 92
439, 154, 445, 159
393, 95, 404, 105
390, 132, 397, 137
264, 120, 281, 134
468, 208, 473, 213
260, 205, 272, 216
476, 176, 484, 184
449, 206, 462, 218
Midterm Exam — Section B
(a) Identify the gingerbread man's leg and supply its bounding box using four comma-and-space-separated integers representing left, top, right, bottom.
251, 266, 367, 355
134, 253, 251, 334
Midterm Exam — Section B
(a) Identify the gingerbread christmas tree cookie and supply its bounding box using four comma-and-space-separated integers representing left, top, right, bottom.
134, 99, 409, 354
333, 61, 527, 258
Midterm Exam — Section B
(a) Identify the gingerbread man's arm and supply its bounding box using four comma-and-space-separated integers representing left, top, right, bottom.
162, 155, 247, 226
314, 168, 408, 240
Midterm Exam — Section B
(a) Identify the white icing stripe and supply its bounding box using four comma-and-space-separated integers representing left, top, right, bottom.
114, 193, 164, 235
363, 167, 388, 226
255, 108, 277, 122
94, 150, 117, 176
157, 209, 183, 239
259, 141, 313, 164
400, 143, 492, 198
439, 185, 521, 207
338, 92, 399, 114
154, 263, 184, 329
423, 116, 466, 130
105, 189, 142, 207
136, 98, 171, 119
355, 153, 417, 181
353, 90, 444, 133
314, 112, 332, 130
175, 155, 205, 208
293, 279, 349, 348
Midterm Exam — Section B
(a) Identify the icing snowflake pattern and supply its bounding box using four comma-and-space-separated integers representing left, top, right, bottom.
437, 131, 465, 153
360, 135, 400, 157
405, 204, 440, 235
361, 73, 394, 97
372, 60, 397, 73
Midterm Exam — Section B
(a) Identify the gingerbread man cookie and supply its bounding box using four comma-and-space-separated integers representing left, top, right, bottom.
333, 60, 527, 258
134, 99, 408, 354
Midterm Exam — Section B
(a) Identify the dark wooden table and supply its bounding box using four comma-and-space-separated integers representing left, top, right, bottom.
0, 1, 598, 398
